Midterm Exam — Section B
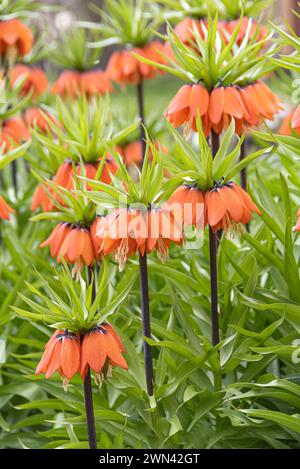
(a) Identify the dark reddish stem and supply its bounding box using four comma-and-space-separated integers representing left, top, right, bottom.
139, 253, 154, 396
211, 129, 220, 158
136, 80, 147, 163
11, 160, 18, 194
88, 266, 97, 302
83, 367, 97, 449
83, 266, 97, 449
209, 227, 220, 346
209, 130, 220, 346
240, 140, 250, 232
240, 140, 247, 191
136, 83, 154, 394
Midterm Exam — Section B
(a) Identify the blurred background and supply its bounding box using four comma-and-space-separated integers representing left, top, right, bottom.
40, 0, 299, 112
45, 0, 300, 35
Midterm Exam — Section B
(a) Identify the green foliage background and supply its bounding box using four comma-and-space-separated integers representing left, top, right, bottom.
1, 0, 300, 450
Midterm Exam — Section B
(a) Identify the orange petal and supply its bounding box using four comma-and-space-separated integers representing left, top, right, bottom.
104, 330, 128, 369
185, 187, 205, 226
209, 87, 224, 124
252, 82, 277, 119
231, 183, 261, 215
123, 50, 139, 76
81, 330, 107, 375
166, 85, 192, 115
239, 87, 260, 126
45, 339, 62, 378
36, 338, 57, 375
291, 104, 300, 129
104, 324, 126, 353
61, 336, 80, 380
66, 227, 85, 263
52, 224, 72, 258
0, 195, 15, 220
217, 185, 244, 222
167, 185, 190, 206
223, 87, 245, 119
40, 223, 61, 248
168, 107, 190, 128
147, 210, 160, 252
81, 231, 95, 266
189, 84, 209, 117
206, 189, 227, 226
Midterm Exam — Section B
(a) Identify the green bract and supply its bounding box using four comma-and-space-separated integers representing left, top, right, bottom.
157, 0, 271, 21
81, 139, 165, 208
0, 139, 31, 170
78, 0, 163, 48
2, 0, 300, 453
32, 96, 140, 164
111, 111, 165, 148
217, 0, 272, 19
30, 169, 97, 226
0, 0, 52, 20
270, 12, 300, 72
11, 261, 136, 332
0, 77, 32, 120
49, 28, 103, 72
135, 15, 278, 88
0, 80, 32, 169
157, 0, 216, 21
162, 119, 273, 192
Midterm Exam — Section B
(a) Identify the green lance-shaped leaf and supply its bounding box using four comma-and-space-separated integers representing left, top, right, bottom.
284, 218, 300, 303
0, 139, 31, 170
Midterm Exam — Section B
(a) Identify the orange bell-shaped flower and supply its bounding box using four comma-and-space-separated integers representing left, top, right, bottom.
0, 19, 33, 58
10, 64, 48, 97
0, 195, 15, 220
0, 117, 30, 152
36, 330, 81, 390
80, 324, 128, 385
205, 182, 261, 233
